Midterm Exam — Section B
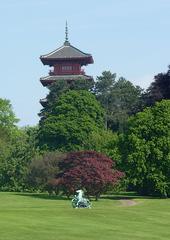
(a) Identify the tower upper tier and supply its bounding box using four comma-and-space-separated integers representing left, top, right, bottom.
40, 41, 94, 66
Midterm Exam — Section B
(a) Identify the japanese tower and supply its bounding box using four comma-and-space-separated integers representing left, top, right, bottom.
39, 23, 94, 106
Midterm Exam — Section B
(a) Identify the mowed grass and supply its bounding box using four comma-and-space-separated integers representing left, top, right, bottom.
0, 192, 170, 240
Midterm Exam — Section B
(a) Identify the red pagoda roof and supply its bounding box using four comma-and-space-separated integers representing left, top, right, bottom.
40, 41, 94, 66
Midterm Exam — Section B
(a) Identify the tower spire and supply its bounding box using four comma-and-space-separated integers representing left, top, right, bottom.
65, 21, 68, 41
64, 21, 70, 45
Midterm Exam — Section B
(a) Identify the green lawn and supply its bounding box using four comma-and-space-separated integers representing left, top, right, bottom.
0, 192, 170, 240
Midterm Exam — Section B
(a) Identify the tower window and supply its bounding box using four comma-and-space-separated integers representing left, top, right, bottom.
62, 65, 72, 71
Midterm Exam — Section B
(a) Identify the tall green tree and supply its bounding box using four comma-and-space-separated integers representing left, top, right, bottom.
40, 79, 94, 120
39, 90, 105, 151
94, 71, 116, 129
109, 78, 143, 131
94, 71, 116, 97
119, 100, 170, 197
94, 72, 143, 131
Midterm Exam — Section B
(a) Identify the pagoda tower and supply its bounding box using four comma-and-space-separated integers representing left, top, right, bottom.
40, 23, 94, 106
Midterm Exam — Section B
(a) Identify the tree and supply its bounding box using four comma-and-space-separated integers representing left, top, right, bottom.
0, 126, 39, 191
0, 98, 18, 130
94, 72, 143, 132
144, 65, 170, 106
0, 98, 18, 151
108, 78, 143, 131
94, 71, 116, 129
56, 151, 124, 200
94, 71, 116, 97
0, 100, 40, 192
84, 129, 121, 163
0, 98, 19, 177
27, 151, 64, 192
119, 100, 170, 197
39, 79, 94, 120
38, 90, 105, 151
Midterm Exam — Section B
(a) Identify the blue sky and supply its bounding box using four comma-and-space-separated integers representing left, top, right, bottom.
0, 0, 170, 126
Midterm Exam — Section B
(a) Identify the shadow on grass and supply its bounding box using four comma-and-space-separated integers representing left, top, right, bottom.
14, 193, 70, 201
14, 191, 164, 202
101, 192, 164, 201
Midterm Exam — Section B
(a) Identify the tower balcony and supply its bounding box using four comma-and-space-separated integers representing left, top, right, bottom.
49, 69, 85, 76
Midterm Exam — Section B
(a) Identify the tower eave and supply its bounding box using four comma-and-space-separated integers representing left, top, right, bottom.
40, 56, 94, 66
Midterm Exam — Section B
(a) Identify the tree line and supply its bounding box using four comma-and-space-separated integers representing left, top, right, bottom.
0, 66, 170, 198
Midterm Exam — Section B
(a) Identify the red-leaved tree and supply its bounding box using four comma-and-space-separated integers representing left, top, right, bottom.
56, 151, 124, 200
